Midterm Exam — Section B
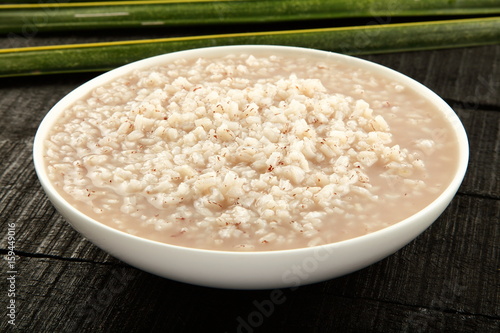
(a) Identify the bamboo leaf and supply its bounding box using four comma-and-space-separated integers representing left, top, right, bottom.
1, 0, 499, 34
1, 17, 499, 77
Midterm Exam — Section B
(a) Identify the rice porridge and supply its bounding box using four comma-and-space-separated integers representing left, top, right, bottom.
44, 52, 459, 251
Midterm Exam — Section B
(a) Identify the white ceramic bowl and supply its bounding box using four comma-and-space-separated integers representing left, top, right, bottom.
33, 45, 469, 290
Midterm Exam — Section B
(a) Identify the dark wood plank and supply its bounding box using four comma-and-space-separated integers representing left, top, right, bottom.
361, 46, 500, 108
0, 74, 99, 141
1, 240, 498, 333
1, 194, 497, 332
455, 107, 500, 198
325, 194, 499, 317
1, 44, 498, 332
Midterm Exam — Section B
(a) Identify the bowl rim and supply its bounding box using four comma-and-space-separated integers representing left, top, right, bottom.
33, 44, 469, 256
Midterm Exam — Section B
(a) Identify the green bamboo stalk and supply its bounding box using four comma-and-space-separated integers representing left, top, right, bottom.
1, 16, 499, 77
0, 0, 130, 3
1, 0, 500, 34
0, 0, 138, 2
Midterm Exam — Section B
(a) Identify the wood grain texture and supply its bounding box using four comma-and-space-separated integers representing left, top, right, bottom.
1, 43, 498, 332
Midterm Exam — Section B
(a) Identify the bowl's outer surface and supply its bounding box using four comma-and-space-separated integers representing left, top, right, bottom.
33, 45, 469, 289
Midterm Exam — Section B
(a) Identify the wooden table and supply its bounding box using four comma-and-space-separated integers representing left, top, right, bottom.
1, 32, 498, 332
